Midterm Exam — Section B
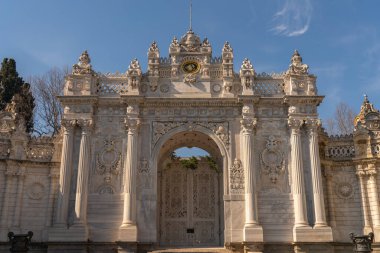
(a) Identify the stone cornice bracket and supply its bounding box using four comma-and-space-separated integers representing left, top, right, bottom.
77, 119, 94, 134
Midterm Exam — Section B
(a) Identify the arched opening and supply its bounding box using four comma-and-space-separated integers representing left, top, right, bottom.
156, 130, 225, 247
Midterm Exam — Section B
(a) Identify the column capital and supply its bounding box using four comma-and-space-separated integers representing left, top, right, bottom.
126, 104, 139, 116
356, 164, 366, 177
367, 163, 377, 177
125, 118, 141, 134
305, 118, 321, 132
240, 117, 257, 134
61, 119, 77, 132
77, 119, 94, 133
288, 117, 304, 132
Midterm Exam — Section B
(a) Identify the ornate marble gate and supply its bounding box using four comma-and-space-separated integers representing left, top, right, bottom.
159, 159, 221, 247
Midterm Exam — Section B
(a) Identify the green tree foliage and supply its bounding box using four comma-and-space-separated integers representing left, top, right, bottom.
0, 58, 35, 132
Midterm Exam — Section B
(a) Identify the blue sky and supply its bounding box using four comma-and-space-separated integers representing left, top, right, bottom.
1, 0, 380, 142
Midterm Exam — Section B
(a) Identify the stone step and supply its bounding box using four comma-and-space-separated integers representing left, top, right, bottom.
148, 247, 231, 253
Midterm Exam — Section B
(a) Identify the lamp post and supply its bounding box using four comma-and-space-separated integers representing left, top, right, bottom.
350, 232, 374, 253
7, 231, 33, 253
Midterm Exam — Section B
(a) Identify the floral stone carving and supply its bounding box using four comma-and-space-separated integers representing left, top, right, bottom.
230, 158, 244, 194
260, 135, 285, 184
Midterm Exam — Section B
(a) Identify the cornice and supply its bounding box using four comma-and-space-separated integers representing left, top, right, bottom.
284, 95, 324, 106
57, 95, 98, 104
141, 97, 241, 108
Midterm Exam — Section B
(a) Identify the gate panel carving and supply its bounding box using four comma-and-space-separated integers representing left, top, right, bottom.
160, 160, 220, 246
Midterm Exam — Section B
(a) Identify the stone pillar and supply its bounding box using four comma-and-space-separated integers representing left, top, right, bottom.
74, 119, 93, 225
356, 164, 371, 230
120, 105, 140, 241
0, 168, 16, 230
306, 119, 327, 227
288, 118, 308, 227
240, 104, 263, 244
13, 167, 26, 228
45, 170, 60, 228
324, 166, 336, 228
241, 117, 259, 226
367, 164, 380, 228
55, 119, 76, 225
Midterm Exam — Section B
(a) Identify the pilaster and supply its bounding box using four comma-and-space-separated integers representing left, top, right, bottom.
12, 167, 26, 230
71, 119, 93, 239
120, 105, 140, 242
0, 165, 17, 240
240, 104, 263, 242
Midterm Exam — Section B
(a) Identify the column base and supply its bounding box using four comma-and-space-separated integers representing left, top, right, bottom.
372, 227, 380, 242
243, 224, 263, 242
293, 225, 333, 242
243, 242, 263, 253
119, 224, 138, 242
48, 224, 88, 242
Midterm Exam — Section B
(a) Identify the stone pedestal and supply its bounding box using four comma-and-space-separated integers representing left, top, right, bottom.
119, 224, 138, 242
293, 226, 333, 242
48, 225, 88, 242
243, 225, 264, 242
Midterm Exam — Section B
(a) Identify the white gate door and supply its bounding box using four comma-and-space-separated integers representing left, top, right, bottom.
160, 160, 220, 247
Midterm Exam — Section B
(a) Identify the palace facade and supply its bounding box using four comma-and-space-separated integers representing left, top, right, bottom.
0, 29, 380, 253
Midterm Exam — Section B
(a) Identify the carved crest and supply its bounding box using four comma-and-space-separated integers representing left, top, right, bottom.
260, 135, 285, 184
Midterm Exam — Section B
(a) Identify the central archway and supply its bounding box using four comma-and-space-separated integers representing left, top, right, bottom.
152, 128, 228, 247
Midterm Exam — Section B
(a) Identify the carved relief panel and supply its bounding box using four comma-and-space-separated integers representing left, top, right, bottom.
91, 137, 122, 194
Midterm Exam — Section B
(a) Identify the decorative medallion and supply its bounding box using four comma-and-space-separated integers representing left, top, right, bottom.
27, 182, 45, 200
212, 83, 222, 93
335, 182, 354, 199
160, 83, 170, 93
181, 61, 200, 74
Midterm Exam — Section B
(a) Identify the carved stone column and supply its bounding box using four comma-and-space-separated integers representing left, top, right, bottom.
324, 166, 336, 228
306, 119, 327, 227
55, 119, 76, 225
45, 170, 60, 228
13, 167, 26, 228
288, 118, 308, 227
356, 164, 371, 230
120, 105, 140, 241
367, 164, 380, 228
74, 119, 93, 227
240, 104, 263, 243
0, 167, 16, 230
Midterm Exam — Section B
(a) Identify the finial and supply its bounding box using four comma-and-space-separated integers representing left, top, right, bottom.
189, 0, 192, 31
364, 94, 368, 102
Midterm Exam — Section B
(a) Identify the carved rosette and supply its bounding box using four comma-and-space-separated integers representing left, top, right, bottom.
260, 136, 285, 184
230, 158, 244, 194
96, 138, 121, 183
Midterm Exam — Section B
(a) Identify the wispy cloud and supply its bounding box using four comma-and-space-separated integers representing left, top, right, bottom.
271, 0, 312, 37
